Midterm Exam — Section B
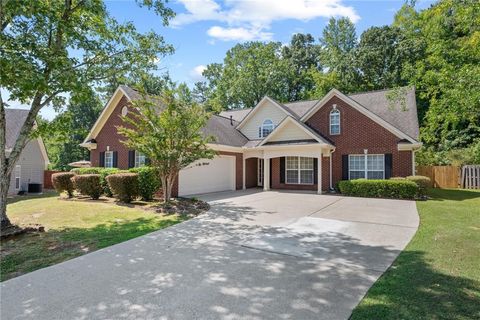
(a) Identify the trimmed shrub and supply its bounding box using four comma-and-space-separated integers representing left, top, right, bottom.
106, 173, 139, 203
406, 175, 432, 197
338, 179, 418, 199
52, 172, 75, 197
129, 166, 160, 201
71, 174, 102, 199
71, 167, 121, 197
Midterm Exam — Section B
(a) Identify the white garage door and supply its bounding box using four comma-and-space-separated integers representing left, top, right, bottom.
178, 155, 236, 196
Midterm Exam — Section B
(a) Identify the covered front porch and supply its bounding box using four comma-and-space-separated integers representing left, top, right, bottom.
242, 144, 331, 194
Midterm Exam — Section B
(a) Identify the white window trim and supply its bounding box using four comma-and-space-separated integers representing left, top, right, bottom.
259, 119, 274, 138
329, 107, 340, 135
285, 156, 314, 185
104, 151, 113, 168
14, 165, 21, 190
348, 154, 385, 180
135, 150, 146, 167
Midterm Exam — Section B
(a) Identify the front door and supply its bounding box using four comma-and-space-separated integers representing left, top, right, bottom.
257, 159, 264, 186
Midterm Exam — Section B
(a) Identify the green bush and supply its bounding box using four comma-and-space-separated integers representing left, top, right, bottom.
106, 173, 139, 203
71, 174, 102, 199
71, 167, 121, 197
128, 166, 160, 201
338, 179, 418, 199
406, 175, 432, 197
51, 172, 75, 197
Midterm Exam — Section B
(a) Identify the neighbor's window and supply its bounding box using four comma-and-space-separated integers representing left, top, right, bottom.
349, 154, 384, 180
286, 156, 314, 184
330, 107, 340, 135
14, 165, 21, 189
104, 151, 113, 168
135, 151, 146, 167
259, 119, 274, 138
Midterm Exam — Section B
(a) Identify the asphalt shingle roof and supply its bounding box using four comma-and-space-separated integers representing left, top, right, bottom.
201, 115, 248, 147
220, 87, 419, 140
5, 108, 29, 150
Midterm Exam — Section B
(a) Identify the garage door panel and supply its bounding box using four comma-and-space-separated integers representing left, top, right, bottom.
179, 156, 235, 196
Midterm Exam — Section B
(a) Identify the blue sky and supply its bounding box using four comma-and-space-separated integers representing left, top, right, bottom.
6, 0, 436, 119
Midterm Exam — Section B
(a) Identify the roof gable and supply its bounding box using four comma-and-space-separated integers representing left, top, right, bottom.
300, 89, 419, 143
83, 86, 132, 143
258, 116, 331, 147
236, 96, 295, 130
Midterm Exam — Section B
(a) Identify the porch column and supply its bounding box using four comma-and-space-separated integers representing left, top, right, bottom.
317, 154, 322, 194
242, 156, 246, 190
263, 157, 270, 191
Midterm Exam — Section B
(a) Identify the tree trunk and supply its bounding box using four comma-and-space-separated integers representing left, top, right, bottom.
0, 170, 12, 229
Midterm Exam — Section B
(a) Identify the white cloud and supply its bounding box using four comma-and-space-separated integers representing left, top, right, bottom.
190, 64, 207, 81
207, 26, 273, 41
172, 0, 360, 41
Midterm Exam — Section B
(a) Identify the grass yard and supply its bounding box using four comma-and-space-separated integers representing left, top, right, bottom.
351, 188, 480, 320
1, 192, 190, 281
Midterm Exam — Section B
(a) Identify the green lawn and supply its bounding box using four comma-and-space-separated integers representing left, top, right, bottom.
1, 193, 187, 281
351, 189, 480, 320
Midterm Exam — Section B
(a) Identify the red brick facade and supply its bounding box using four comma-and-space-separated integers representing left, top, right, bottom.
90, 96, 134, 169
305, 96, 413, 187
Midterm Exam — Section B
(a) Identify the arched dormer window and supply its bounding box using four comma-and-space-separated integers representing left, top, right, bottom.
329, 106, 340, 135
259, 119, 274, 138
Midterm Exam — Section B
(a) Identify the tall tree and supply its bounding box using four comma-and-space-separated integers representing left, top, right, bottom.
42, 90, 102, 170
356, 26, 423, 90
396, 0, 480, 151
201, 42, 289, 110
118, 85, 215, 202
0, 0, 174, 229
281, 33, 320, 101
319, 17, 360, 92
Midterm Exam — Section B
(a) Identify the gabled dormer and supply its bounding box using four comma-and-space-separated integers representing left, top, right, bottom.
235, 96, 295, 140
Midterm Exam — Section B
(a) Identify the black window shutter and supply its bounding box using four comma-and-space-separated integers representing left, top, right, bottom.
113, 151, 118, 168
280, 157, 285, 184
99, 152, 105, 167
314, 158, 318, 184
128, 150, 135, 168
385, 153, 393, 179
342, 155, 349, 180
258, 127, 261, 138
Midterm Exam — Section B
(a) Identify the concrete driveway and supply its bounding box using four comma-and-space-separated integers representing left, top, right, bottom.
1, 190, 418, 320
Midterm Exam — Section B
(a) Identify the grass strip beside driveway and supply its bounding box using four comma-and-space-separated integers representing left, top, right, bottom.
1, 193, 187, 281
350, 189, 480, 320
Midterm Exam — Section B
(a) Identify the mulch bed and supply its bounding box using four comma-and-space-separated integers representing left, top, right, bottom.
1, 224, 45, 241
152, 198, 210, 216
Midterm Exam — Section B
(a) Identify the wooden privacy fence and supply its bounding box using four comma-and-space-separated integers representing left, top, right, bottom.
461, 165, 480, 189
416, 166, 460, 189
43, 170, 61, 189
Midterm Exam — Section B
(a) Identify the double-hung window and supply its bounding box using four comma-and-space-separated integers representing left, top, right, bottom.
135, 151, 146, 167
259, 119, 274, 138
349, 154, 385, 180
286, 157, 314, 184
330, 108, 340, 135
104, 151, 113, 168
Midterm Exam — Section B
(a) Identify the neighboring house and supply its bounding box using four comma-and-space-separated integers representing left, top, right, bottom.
81, 85, 421, 197
5, 109, 49, 195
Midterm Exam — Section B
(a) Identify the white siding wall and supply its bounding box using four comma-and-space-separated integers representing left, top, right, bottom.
268, 121, 312, 142
240, 100, 287, 140
8, 139, 47, 195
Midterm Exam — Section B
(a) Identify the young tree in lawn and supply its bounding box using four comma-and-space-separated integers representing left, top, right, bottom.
0, 0, 174, 229
117, 86, 215, 202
